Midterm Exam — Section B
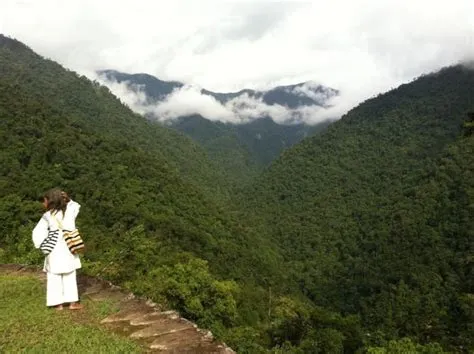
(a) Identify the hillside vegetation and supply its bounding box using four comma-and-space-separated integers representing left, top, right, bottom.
1, 33, 473, 353
243, 65, 474, 352
0, 34, 283, 346
169, 115, 331, 187
99, 70, 333, 186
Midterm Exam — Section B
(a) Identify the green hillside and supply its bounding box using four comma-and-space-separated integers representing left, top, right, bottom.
1, 33, 473, 353
0, 34, 284, 347
169, 116, 330, 188
166, 115, 261, 188
244, 65, 474, 351
99, 70, 333, 186
0, 36, 233, 198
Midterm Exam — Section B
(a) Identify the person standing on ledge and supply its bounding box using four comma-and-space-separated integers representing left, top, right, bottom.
32, 188, 83, 310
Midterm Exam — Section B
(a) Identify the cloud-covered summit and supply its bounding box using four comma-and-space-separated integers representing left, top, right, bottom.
96, 70, 340, 125
2, 1, 472, 123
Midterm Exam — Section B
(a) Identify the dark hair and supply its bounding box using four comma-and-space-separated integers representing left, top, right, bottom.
43, 188, 67, 216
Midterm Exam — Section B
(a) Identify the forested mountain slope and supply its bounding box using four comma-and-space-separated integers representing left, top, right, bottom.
243, 65, 474, 351
98, 69, 337, 108
0, 34, 285, 348
169, 115, 331, 186
2, 33, 473, 352
98, 69, 334, 184
171, 116, 331, 166
0, 35, 238, 197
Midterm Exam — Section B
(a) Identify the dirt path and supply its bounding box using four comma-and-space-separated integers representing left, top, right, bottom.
0, 264, 235, 353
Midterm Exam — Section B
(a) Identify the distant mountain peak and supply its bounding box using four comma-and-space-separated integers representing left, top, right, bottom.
98, 69, 184, 101
96, 69, 339, 124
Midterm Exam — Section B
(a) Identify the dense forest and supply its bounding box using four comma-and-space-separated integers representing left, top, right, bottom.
168, 115, 331, 187
98, 69, 333, 187
0, 34, 473, 353
242, 65, 474, 352
0, 34, 284, 344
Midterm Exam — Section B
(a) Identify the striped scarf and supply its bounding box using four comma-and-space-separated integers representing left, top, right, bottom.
39, 229, 60, 255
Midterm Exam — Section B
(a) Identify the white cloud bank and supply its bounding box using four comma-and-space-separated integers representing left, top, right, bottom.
1, 0, 473, 123
95, 76, 344, 125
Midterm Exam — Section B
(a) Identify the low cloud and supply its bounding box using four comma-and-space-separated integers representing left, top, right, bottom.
289, 81, 338, 105
96, 79, 149, 115
95, 75, 345, 125
461, 59, 474, 70
2, 0, 473, 123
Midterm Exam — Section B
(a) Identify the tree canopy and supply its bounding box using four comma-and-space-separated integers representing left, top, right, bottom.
1, 34, 473, 352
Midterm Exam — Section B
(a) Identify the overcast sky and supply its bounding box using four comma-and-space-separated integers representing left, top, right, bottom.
1, 0, 473, 123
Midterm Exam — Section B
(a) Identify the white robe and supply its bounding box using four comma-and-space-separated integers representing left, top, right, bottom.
32, 200, 82, 274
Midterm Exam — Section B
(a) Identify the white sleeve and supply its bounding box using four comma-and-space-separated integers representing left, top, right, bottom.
67, 200, 81, 218
32, 216, 49, 249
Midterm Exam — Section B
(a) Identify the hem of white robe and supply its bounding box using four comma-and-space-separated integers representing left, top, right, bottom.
46, 271, 79, 307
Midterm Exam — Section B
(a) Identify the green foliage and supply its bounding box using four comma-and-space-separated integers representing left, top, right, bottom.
268, 296, 312, 346
299, 328, 345, 354
244, 65, 474, 351
266, 296, 363, 353
367, 337, 446, 353
223, 326, 270, 353
101, 70, 332, 180
133, 257, 239, 333
0, 34, 282, 346
0, 275, 142, 353
2, 34, 474, 353
170, 116, 329, 184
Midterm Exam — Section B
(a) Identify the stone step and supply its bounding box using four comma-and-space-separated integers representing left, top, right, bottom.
129, 317, 195, 339
0, 264, 39, 275
129, 310, 179, 326
85, 288, 131, 302
101, 320, 144, 338
101, 307, 151, 323
117, 298, 155, 312
149, 327, 208, 351
80, 283, 104, 296
149, 327, 231, 353
0, 265, 47, 281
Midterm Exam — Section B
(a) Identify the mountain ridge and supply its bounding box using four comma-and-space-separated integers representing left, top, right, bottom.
97, 69, 335, 176
2, 33, 473, 352
242, 63, 474, 351
97, 69, 338, 109
0, 34, 285, 352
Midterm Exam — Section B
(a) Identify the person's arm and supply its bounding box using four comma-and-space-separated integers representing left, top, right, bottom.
32, 216, 49, 249
33, 214, 60, 255
67, 199, 81, 218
